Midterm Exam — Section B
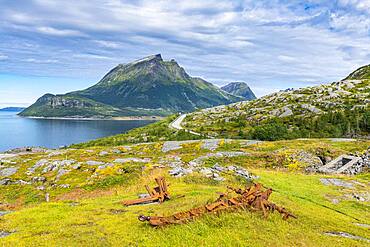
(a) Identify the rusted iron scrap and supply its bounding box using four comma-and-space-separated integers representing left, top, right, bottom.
138, 183, 296, 226
122, 177, 170, 206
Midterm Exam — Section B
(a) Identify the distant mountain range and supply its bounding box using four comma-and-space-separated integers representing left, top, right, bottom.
221, 82, 256, 100
20, 54, 254, 118
0, 107, 26, 112
183, 64, 370, 139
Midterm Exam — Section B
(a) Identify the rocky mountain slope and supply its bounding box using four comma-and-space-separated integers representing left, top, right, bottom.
221, 82, 256, 100
344, 64, 370, 80
19, 54, 242, 118
183, 66, 370, 140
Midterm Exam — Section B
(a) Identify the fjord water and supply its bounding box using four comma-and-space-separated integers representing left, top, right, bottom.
0, 111, 155, 152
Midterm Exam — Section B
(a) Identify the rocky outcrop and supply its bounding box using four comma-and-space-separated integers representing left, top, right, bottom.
221, 82, 256, 100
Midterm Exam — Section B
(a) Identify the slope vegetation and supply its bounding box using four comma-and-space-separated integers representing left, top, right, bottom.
183, 73, 369, 140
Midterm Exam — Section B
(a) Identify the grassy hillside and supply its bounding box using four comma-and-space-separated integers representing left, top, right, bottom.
0, 139, 369, 246
70, 115, 203, 148
183, 79, 370, 140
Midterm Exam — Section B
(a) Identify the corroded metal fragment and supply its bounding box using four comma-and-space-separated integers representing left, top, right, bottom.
139, 183, 296, 226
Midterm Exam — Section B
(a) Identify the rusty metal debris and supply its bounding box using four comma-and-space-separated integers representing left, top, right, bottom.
122, 177, 170, 206
138, 183, 296, 226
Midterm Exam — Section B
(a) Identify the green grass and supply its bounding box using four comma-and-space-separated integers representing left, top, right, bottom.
0, 170, 368, 246
70, 115, 203, 148
0, 139, 369, 246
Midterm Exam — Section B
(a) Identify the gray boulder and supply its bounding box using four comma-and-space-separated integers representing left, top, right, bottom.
0, 167, 18, 177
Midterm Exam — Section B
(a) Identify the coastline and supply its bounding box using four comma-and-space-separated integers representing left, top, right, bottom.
20, 116, 164, 121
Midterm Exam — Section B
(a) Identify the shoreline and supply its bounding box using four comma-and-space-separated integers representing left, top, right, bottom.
20, 116, 164, 121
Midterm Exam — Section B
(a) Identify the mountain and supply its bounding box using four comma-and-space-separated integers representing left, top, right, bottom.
19, 54, 242, 118
221, 82, 256, 100
183, 66, 370, 140
0, 107, 25, 112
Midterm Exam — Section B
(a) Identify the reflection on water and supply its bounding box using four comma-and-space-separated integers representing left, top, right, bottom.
0, 111, 155, 151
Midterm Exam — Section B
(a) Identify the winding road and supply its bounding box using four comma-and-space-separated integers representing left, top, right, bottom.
169, 114, 205, 137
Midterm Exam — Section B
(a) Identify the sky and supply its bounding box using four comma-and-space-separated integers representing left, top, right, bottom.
1, 0, 370, 108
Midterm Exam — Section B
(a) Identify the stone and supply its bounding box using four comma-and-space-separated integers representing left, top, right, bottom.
331, 198, 340, 204
112, 149, 122, 154
114, 158, 151, 163
0, 178, 11, 185
189, 152, 247, 166
86, 161, 105, 166
351, 192, 369, 202
201, 139, 220, 151
32, 176, 46, 183
47, 151, 66, 157
169, 167, 193, 177
97, 163, 114, 170
0, 211, 11, 217
279, 106, 293, 117
199, 168, 213, 177
15, 180, 31, 185
162, 141, 182, 152
28, 159, 49, 173
36, 186, 45, 191
0, 167, 18, 177
60, 160, 75, 166
354, 223, 370, 228
227, 165, 237, 171
324, 231, 370, 243
72, 163, 82, 170
320, 178, 353, 188
213, 176, 225, 181
59, 184, 70, 188
56, 169, 70, 180
213, 164, 225, 172
0, 231, 11, 238
301, 104, 322, 113
99, 151, 109, 156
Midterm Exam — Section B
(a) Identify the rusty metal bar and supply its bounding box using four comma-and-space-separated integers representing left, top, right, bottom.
139, 183, 296, 226
122, 177, 170, 206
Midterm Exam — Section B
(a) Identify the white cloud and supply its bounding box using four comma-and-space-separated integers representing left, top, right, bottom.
23, 58, 59, 63
93, 40, 121, 49
1, 0, 370, 97
0, 54, 8, 60
72, 54, 112, 60
36, 26, 85, 37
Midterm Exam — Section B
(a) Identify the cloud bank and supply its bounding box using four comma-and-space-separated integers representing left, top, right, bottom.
1, 0, 370, 97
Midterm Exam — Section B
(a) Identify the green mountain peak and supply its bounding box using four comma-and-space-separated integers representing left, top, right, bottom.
20, 54, 242, 118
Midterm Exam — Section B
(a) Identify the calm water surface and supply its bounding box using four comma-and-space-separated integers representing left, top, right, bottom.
0, 111, 155, 151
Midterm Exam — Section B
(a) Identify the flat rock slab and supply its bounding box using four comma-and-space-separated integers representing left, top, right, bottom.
86, 161, 105, 166
320, 178, 353, 188
0, 231, 12, 238
0, 154, 18, 159
161, 140, 199, 152
239, 140, 262, 146
201, 139, 220, 151
0, 211, 11, 217
354, 223, 370, 228
325, 231, 370, 243
114, 158, 151, 163
0, 167, 18, 177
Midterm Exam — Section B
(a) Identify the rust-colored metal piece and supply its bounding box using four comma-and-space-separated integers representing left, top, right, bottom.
122, 177, 170, 206
138, 183, 296, 226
